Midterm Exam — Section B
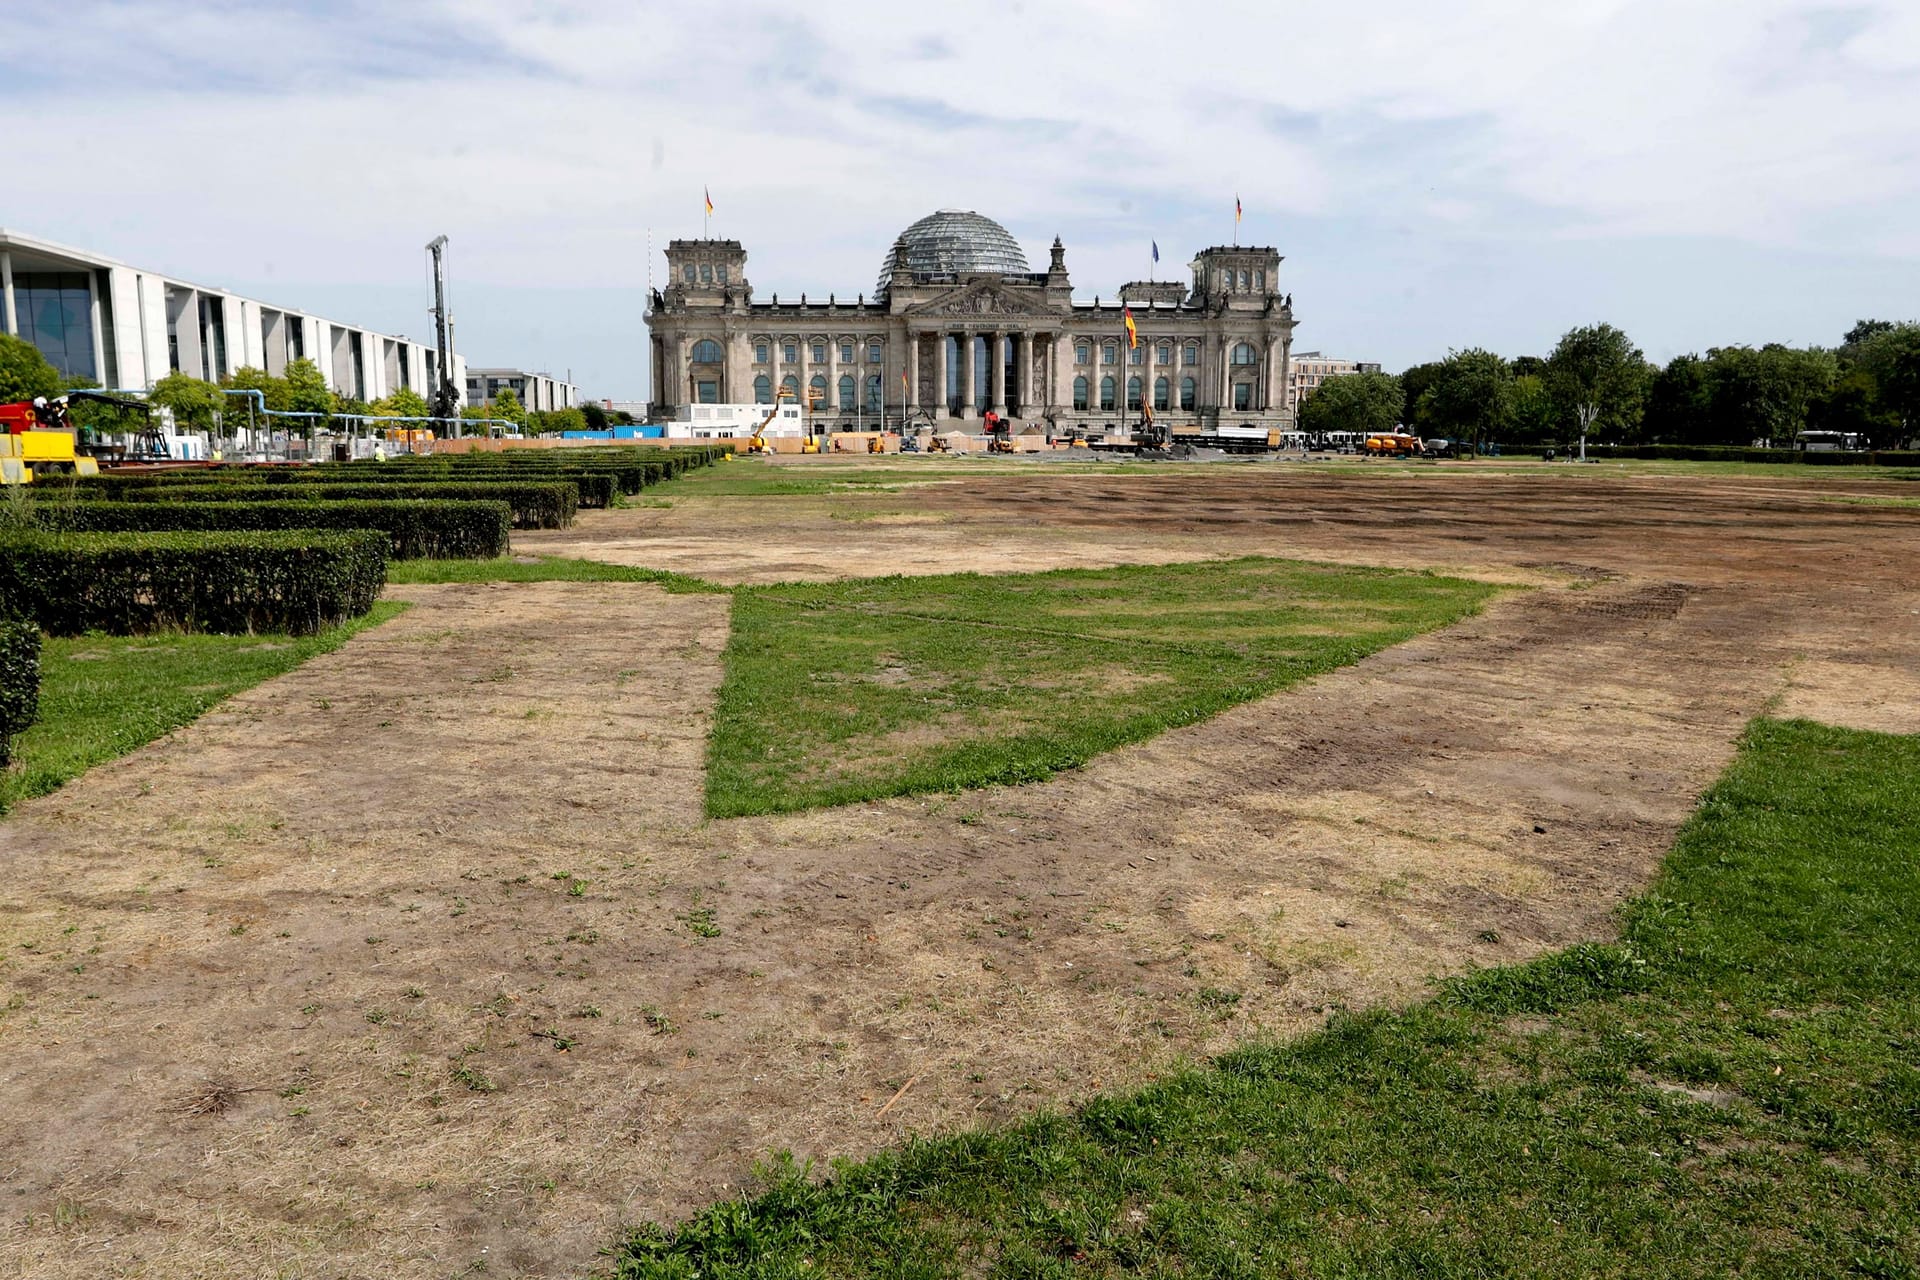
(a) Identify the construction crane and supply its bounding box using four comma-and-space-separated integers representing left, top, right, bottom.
426, 235, 458, 423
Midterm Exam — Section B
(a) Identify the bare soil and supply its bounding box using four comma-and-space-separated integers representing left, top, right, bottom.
3, 462, 1917, 1278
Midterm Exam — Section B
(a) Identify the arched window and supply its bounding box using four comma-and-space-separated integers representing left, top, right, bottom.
1231, 342, 1257, 366
1102, 343, 1118, 365
1183, 343, 1200, 366
1073, 376, 1090, 410
780, 374, 799, 402
1076, 343, 1091, 366
838, 374, 855, 408
1099, 375, 1116, 410
753, 374, 772, 404
1180, 376, 1197, 410
754, 342, 768, 363
1254, 269, 1265, 292
1126, 376, 1142, 410
692, 339, 723, 364
1233, 382, 1253, 411
1238, 270, 1249, 290
682, 265, 695, 282
699, 264, 712, 284
716, 265, 728, 284
866, 374, 882, 409
809, 374, 828, 407
1153, 376, 1170, 411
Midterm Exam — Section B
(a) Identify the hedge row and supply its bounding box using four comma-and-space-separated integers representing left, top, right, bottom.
109, 481, 578, 529
39, 498, 512, 560
0, 530, 388, 636
82, 469, 609, 510
1498, 444, 1920, 466
0, 620, 39, 767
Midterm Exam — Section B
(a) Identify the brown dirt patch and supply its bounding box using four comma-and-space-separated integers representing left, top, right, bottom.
2, 463, 1918, 1277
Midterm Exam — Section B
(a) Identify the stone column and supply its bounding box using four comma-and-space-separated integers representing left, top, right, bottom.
906, 333, 921, 410
1017, 330, 1034, 417
990, 331, 1008, 416
960, 331, 977, 421
933, 333, 948, 420
826, 335, 839, 419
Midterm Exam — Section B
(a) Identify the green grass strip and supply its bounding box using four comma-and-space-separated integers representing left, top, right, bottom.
707, 557, 1500, 817
614, 718, 1920, 1277
384, 555, 724, 592
1, 601, 407, 814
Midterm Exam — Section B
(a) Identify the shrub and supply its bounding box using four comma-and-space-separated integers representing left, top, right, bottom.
0, 530, 388, 635
40, 498, 512, 560
0, 620, 40, 767
111, 481, 577, 529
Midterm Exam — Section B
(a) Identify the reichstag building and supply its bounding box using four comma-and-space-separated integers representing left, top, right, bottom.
644, 209, 1299, 432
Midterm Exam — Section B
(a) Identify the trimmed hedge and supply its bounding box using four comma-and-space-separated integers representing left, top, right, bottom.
0, 620, 39, 767
111, 481, 577, 529
38, 498, 512, 560
0, 530, 388, 636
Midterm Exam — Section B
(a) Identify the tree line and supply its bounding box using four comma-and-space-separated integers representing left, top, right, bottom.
1297, 320, 1920, 451
0, 334, 609, 437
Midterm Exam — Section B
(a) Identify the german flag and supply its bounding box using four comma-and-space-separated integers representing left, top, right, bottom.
704, 187, 714, 216
1123, 306, 1138, 349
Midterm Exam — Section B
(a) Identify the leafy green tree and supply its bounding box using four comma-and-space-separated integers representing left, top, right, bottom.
1297, 371, 1404, 437
1423, 349, 1512, 453
1397, 361, 1448, 435
0, 334, 64, 403
1508, 374, 1557, 443
580, 401, 609, 431
1545, 324, 1648, 453
372, 387, 431, 420
543, 406, 587, 434
1509, 355, 1547, 380
1843, 319, 1897, 352
226, 365, 290, 411
489, 386, 528, 427
283, 357, 332, 433
1704, 345, 1837, 445
1852, 324, 1920, 444
148, 371, 224, 432
460, 404, 490, 422
1644, 355, 1714, 444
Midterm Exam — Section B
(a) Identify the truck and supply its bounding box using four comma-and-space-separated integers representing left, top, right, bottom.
0, 392, 146, 481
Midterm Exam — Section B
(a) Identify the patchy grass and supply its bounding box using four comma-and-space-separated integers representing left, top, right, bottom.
386, 556, 724, 592
616, 717, 1920, 1277
706, 558, 1499, 817
1, 601, 406, 814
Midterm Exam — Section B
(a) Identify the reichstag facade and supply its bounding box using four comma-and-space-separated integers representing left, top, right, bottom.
644, 209, 1299, 433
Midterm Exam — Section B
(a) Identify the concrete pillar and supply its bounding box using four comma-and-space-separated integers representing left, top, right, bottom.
1017, 330, 1034, 416
934, 333, 949, 420
907, 333, 921, 410
0, 250, 14, 337
826, 334, 839, 417
960, 332, 977, 421
88, 271, 108, 387
990, 331, 1008, 416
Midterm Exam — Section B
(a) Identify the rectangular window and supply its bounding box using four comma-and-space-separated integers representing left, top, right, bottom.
1234, 383, 1252, 411
783, 343, 797, 363
869, 342, 882, 362
755, 343, 768, 362
697, 380, 719, 403
1102, 346, 1116, 364
811, 344, 826, 363
13, 270, 97, 381
840, 342, 854, 362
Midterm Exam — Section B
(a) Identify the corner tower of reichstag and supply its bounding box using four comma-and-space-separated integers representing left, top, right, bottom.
644, 209, 1298, 433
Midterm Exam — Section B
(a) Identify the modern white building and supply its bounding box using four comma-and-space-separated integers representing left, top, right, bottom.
0, 228, 466, 405
465, 368, 578, 413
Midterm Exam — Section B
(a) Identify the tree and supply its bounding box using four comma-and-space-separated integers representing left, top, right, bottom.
373, 387, 431, 420
148, 371, 223, 432
580, 400, 609, 431
1644, 355, 1714, 444
0, 334, 64, 404
226, 365, 290, 412
1843, 319, 1897, 351
283, 357, 332, 433
489, 386, 527, 427
542, 406, 587, 435
1544, 324, 1647, 456
1852, 324, 1920, 445
1296, 371, 1404, 437
1397, 360, 1448, 435
1507, 374, 1557, 443
1703, 344, 1837, 445
1509, 355, 1547, 380
1423, 348, 1512, 453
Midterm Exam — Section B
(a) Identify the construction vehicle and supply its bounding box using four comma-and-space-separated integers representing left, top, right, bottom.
745, 404, 782, 454
1364, 431, 1423, 457
0, 392, 148, 481
984, 411, 1016, 453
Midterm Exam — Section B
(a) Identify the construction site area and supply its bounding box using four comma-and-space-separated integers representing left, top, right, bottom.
2, 454, 1918, 1278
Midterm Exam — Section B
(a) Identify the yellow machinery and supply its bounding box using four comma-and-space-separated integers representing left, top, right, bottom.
0, 393, 122, 482
745, 405, 781, 455
1364, 431, 1423, 457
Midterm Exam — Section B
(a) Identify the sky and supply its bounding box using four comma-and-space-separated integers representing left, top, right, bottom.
7, 0, 1920, 401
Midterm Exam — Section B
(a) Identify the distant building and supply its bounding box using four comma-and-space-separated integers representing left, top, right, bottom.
1287, 351, 1380, 413
465, 368, 578, 413
0, 227, 464, 405
645, 208, 1300, 431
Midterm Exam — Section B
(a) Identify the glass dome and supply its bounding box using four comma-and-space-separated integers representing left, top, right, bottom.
877, 209, 1031, 293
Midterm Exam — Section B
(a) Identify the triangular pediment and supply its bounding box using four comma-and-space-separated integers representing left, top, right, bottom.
904, 280, 1060, 318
